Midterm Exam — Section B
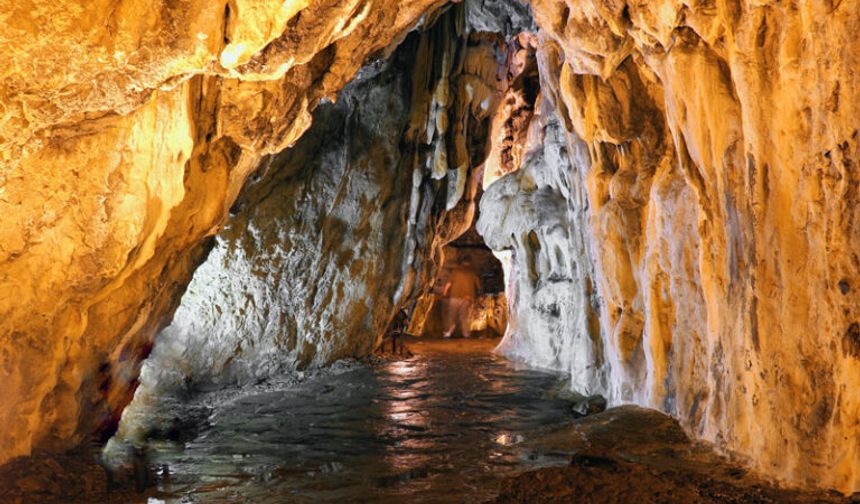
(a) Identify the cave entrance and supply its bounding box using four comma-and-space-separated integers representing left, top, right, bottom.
405, 223, 507, 342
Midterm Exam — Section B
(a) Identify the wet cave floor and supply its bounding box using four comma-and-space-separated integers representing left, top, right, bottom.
3, 337, 856, 503
112, 337, 577, 503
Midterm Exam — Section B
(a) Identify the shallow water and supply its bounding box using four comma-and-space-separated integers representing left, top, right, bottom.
121, 338, 576, 503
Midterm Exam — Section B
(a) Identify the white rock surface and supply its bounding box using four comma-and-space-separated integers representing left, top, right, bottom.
139, 49, 427, 393
478, 99, 607, 396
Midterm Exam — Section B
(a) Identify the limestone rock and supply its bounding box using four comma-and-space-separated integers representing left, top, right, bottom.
0, 0, 450, 465
527, 0, 860, 492
478, 92, 606, 395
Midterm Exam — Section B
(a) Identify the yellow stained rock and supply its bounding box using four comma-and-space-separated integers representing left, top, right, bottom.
0, 0, 448, 466
532, 0, 860, 493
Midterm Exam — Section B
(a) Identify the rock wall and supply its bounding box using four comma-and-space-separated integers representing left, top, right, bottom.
137, 47, 421, 392
507, 0, 859, 492
125, 3, 523, 406
478, 94, 606, 395
135, 27, 456, 395
0, 0, 452, 464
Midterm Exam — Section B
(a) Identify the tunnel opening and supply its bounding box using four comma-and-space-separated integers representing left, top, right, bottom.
378, 187, 510, 358
393, 204, 508, 345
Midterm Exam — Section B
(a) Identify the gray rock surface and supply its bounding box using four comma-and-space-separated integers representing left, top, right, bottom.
137, 40, 435, 393
466, 0, 536, 35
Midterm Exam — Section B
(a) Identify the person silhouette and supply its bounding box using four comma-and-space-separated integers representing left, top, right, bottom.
441, 258, 481, 338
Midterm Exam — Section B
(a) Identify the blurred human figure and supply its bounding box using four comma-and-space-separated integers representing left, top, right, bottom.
442, 259, 481, 338
389, 306, 411, 353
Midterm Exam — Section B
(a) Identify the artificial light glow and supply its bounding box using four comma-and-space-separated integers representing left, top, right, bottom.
494, 433, 524, 446
220, 42, 248, 69
388, 360, 417, 376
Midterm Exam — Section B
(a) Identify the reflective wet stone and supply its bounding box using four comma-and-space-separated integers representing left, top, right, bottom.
115, 338, 574, 503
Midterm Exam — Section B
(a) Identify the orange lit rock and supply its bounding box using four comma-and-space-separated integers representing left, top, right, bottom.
482, 32, 540, 188
0, 0, 450, 465
3, 0, 860, 496
528, 0, 860, 492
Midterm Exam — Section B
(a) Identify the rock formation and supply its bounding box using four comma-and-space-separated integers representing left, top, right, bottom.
480, 0, 860, 493
2, 0, 860, 496
0, 0, 453, 465
478, 93, 606, 395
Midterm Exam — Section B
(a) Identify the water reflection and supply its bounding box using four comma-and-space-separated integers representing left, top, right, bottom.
493, 433, 524, 446
112, 338, 575, 503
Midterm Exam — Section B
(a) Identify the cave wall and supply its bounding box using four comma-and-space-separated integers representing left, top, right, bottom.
138, 46, 423, 392
135, 24, 468, 395
514, 0, 859, 492
126, 3, 527, 402
0, 0, 453, 464
2, 0, 860, 494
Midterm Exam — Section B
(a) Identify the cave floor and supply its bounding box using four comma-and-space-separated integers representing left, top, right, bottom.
113, 336, 577, 503
3, 337, 857, 503
490, 406, 856, 504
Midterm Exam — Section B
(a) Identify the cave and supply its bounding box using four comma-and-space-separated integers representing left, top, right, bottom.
408, 217, 507, 340
2, 0, 860, 502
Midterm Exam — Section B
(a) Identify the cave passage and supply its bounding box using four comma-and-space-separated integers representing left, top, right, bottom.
405, 224, 508, 341
104, 337, 575, 503
7, 0, 860, 501
104, 198, 550, 503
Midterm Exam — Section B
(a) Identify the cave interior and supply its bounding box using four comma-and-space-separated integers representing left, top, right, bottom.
2, 0, 860, 502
